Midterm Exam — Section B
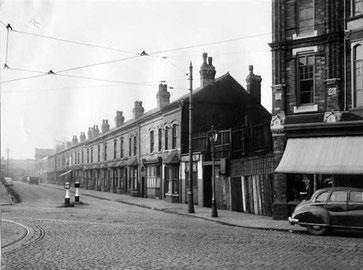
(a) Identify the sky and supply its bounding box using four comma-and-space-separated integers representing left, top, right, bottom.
0, 0, 272, 160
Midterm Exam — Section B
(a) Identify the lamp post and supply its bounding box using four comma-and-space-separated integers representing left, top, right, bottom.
187, 61, 195, 213
208, 125, 219, 218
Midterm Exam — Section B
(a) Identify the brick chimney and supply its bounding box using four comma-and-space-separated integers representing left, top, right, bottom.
92, 125, 100, 137
133, 101, 144, 120
246, 65, 262, 103
80, 132, 86, 142
72, 135, 78, 145
156, 84, 170, 110
200, 52, 216, 88
115, 111, 125, 127
87, 128, 93, 140
101, 120, 110, 134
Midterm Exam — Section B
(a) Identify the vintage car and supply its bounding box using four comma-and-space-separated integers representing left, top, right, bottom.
289, 187, 363, 235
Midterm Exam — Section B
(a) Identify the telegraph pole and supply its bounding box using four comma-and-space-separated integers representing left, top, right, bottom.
187, 61, 195, 213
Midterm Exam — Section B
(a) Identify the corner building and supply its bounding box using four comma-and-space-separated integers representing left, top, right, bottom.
270, 0, 363, 219
45, 53, 273, 215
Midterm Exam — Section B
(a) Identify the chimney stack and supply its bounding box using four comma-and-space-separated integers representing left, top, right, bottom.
246, 65, 262, 103
72, 135, 78, 145
80, 132, 86, 142
87, 128, 93, 140
200, 52, 216, 88
115, 111, 125, 127
92, 125, 100, 137
133, 101, 144, 120
156, 84, 170, 110
101, 120, 110, 134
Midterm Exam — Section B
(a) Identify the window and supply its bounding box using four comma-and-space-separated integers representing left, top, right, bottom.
350, 191, 363, 202
120, 139, 124, 158
354, 0, 363, 16
172, 124, 177, 149
104, 143, 107, 161
150, 130, 154, 153
315, 191, 328, 202
146, 165, 161, 188
133, 136, 137, 156
81, 150, 84, 163
165, 166, 179, 194
298, 54, 314, 105
97, 145, 100, 162
329, 191, 347, 202
91, 148, 93, 163
354, 45, 363, 107
129, 137, 132, 157
114, 140, 117, 159
297, 0, 314, 35
165, 126, 169, 150
158, 128, 162, 151
87, 148, 89, 163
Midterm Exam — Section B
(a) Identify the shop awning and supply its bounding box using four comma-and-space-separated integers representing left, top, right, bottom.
163, 152, 180, 164
275, 137, 363, 175
59, 170, 72, 177
127, 157, 138, 167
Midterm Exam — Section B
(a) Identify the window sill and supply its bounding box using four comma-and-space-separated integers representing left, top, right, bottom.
292, 30, 318, 40
293, 104, 318, 114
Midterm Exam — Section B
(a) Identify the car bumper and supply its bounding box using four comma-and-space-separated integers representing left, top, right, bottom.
288, 217, 299, 225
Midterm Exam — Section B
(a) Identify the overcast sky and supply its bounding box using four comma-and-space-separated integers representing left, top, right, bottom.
0, 0, 271, 160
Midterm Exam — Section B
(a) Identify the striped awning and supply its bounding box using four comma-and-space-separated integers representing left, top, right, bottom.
59, 170, 72, 177
275, 137, 363, 175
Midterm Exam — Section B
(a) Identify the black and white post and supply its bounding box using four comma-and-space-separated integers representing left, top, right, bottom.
75, 182, 80, 202
64, 182, 71, 206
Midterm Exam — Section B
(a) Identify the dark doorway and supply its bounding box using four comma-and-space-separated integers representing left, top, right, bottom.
231, 177, 243, 212
203, 165, 212, 207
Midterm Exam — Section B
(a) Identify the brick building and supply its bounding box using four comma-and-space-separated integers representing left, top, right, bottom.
270, 0, 363, 219
45, 53, 273, 215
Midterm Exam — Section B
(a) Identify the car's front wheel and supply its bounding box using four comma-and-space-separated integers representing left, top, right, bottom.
307, 225, 330, 236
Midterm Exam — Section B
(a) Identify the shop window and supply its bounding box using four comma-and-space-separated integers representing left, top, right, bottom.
185, 162, 198, 187
146, 166, 161, 188
165, 166, 179, 194
129, 167, 138, 190
353, 44, 363, 107
297, 0, 314, 35
297, 54, 315, 105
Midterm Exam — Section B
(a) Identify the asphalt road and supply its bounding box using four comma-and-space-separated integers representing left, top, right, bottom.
2, 181, 363, 270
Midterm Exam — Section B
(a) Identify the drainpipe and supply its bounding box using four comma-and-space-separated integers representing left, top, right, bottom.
344, 0, 347, 111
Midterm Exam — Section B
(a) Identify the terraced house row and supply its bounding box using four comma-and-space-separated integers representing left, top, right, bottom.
42, 53, 274, 216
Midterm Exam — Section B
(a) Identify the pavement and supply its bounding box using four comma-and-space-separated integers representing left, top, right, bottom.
1, 182, 305, 233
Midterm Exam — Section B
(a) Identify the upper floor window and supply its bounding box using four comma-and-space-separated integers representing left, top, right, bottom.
297, 0, 314, 35
150, 130, 154, 153
104, 143, 107, 161
113, 140, 117, 160
165, 126, 169, 150
353, 0, 363, 16
172, 124, 177, 149
353, 44, 363, 107
297, 54, 315, 105
158, 128, 162, 151
81, 150, 84, 163
133, 136, 137, 156
87, 148, 89, 163
129, 137, 132, 157
120, 139, 124, 158
97, 145, 100, 162
91, 148, 94, 163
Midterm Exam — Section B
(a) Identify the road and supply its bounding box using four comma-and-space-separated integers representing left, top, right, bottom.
1, 181, 363, 270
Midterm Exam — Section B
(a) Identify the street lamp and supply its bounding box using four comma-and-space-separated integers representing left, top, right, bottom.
208, 125, 219, 218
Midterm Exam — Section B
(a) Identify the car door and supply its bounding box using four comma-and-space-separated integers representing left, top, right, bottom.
347, 190, 363, 228
325, 190, 348, 227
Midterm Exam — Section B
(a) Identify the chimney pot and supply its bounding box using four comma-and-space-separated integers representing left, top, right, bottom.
200, 53, 216, 88
246, 65, 262, 103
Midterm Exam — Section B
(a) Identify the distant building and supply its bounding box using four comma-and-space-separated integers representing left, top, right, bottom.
270, 0, 363, 219
1, 158, 35, 180
34, 148, 56, 183
46, 53, 274, 216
